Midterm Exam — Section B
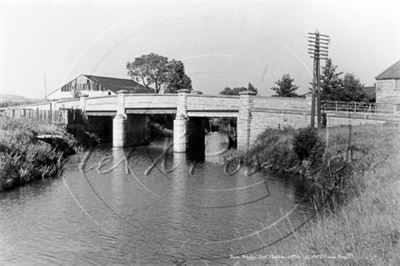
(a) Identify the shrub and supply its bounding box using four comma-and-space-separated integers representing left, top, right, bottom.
293, 127, 324, 161
238, 127, 299, 172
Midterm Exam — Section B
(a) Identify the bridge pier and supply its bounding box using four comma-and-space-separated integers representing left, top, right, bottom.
237, 90, 256, 152
173, 115, 188, 152
173, 90, 189, 152
113, 91, 127, 147
113, 115, 127, 147
111, 91, 150, 147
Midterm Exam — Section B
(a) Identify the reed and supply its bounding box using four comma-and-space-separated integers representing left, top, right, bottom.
0, 115, 76, 191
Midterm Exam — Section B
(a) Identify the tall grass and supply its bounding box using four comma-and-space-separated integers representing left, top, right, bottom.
235, 124, 400, 265
0, 115, 76, 191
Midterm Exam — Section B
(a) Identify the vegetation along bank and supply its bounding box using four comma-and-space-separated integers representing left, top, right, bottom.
0, 115, 81, 191
229, 124, 400, 265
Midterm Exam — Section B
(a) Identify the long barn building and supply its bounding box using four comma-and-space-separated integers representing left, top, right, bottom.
46, 74, 152, 100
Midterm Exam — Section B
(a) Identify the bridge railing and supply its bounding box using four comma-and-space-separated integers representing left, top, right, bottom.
322, 101, 400, 116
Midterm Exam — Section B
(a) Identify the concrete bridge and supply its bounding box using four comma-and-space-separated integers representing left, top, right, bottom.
2, 90, 400, 152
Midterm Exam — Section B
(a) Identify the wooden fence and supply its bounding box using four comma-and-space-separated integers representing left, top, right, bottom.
0, 108, 68, 124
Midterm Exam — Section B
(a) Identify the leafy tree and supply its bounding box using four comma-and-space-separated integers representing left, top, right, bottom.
339, 73, 367, 102
126, 53, 169, 93
319, 59, 367, 102
271, 74, 298, 97
218, 83, 258, 95
164, 60, 192, 93
127, 53, 192, 93
320, 58, 343, 100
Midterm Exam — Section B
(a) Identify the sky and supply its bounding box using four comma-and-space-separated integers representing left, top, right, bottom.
0, 0, 399, 98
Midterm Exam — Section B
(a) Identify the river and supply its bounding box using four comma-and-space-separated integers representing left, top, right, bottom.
0, 134, 315, 265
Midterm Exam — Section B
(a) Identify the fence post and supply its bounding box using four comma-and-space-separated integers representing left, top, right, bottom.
335, 101, 338, 111
354, 102, 357, 112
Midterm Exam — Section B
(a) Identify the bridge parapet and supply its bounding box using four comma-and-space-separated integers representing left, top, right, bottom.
124, 94, 178, 110
252, 96, 307, 112
186, 94, 240, 114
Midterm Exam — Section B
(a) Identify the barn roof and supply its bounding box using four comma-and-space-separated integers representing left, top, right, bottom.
84, 75, 151, 93
376, 60, 400, 80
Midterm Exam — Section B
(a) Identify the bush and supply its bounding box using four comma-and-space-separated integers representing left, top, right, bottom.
293, 127, 324, 161
237, 127, 298, 172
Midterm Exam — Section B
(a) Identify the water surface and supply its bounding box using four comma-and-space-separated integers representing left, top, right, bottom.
0, 136, 315, 265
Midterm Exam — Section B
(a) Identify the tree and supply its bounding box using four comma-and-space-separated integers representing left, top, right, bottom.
271, 74, 298, 97
164, 60, 192, 93
339, 73, 367, 102
320, 58, 343, 100
127, 53, 192, 93
218, 83, 258, 95
319, 59, 367, 102
219, 87, 235, 95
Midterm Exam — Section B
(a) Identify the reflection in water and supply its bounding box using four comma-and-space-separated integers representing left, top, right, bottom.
0, 137, 315, 265
205, 132, 230, 163
169, 152, 187, 257
111, 147, 124, 204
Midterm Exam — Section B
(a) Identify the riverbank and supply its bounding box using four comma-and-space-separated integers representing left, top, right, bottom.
0, 116, 77, 191
233, 124, 400, 265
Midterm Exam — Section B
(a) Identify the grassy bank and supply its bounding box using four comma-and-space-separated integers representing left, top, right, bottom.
0, 116, 76, 191
234, 124, 400, 265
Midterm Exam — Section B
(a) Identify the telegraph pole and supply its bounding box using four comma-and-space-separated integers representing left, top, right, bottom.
308, 30, 330, 128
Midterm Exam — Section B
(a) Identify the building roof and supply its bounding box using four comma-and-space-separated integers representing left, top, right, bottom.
46, 74, 153, 98
376, 60, 400, 80
85, 75, 151, 93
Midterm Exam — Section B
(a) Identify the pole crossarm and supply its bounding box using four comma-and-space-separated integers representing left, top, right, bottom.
308, 48, 329, 52
308, 51, 329, 55
308, 39, 330, 44
308, 42, 329, 49
308, 32, 330, 38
